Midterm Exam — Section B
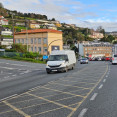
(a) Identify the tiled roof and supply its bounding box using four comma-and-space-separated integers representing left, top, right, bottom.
15, 29, 62, 35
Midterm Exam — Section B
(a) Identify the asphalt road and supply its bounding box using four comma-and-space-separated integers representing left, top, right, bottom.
0, 59, 113, 117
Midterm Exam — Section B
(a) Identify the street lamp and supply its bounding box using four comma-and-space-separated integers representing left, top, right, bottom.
47, 39, 62, 56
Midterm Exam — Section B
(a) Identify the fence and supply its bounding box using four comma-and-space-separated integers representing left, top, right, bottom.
0, 52, 23, 57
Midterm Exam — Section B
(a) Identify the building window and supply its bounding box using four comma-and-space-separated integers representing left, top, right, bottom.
34, 38, 37, 44
38, 38, 41, 44
31, 47, 33, 52
15, 39, 16, 43
44, 38, 47, 44
38, 47, 41, 53
18, 39, 20, 43
35, 47, 37, 52
31, 38, 33, 44
22, 39, 24, 44
44, 47, 47, 52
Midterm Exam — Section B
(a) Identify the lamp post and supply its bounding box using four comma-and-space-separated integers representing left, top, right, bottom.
25, 20, 29, 52
47, 39, 62, 56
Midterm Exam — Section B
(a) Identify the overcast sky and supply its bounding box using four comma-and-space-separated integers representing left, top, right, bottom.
1, 0, 117, 32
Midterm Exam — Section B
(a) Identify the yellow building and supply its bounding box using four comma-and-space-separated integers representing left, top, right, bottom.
14, 29, 63, 55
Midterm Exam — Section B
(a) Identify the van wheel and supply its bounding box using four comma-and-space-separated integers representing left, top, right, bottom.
72, 65, 74, 70
65, 67, 68, 72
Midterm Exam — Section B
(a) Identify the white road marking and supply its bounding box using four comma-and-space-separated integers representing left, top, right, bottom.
98, 84, 103, 89
103, 79, 106, 83
4, 76, 10, 79
0, 67, 14, 70
12, 74, 16, 77
90, 93, 98, 101
0, 94, 18, 101
20, 73, 25, 75
106, 75, 108, 77
78, 108, 88, 117
8, 73, 12, 74
29, 86, 41, 91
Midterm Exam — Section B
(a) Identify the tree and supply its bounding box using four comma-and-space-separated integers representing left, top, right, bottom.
0, 3, 4, 8
11, 44, 27, 53
51, 18, 55, 21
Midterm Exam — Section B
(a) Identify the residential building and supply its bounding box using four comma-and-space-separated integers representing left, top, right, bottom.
14, 29, 63, 55
79, 42, 112, 58
0, 38, 13, 48
16, 22, 26, 26
1, 28, 12, 35
0, 16, 8, 25
88, 31, 104, 39
30, 23, 40, 29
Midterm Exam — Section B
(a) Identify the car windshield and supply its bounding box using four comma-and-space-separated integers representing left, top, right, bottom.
48, 55, 68, 61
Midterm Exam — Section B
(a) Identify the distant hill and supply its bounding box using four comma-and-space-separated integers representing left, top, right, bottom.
0, 2, 48, 20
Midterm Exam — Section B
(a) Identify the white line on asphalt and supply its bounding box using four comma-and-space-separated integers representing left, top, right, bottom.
78, 108, 88, 117
8, 73, 12, 74
29, 86, 40, 91
0, 67, 14, 70
98, 84, 103, 89
0, 94, 18, 101
90, 93, 98, 101
12, 74, 16, 77
4, 76, 10, 79
20, 73, 25, 75
103, 79, 106, 83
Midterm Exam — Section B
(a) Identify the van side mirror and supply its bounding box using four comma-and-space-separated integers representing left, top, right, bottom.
66, 58, 69, 62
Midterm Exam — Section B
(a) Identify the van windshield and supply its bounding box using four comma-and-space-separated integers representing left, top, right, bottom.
114, 55, 117, 57
49, 55, 68, 61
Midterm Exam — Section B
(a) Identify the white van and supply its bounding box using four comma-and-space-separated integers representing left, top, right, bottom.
112, 54, 117, 65
46, 50, 76, 74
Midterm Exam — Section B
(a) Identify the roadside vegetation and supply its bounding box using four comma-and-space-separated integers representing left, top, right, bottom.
0, 44, 45, 64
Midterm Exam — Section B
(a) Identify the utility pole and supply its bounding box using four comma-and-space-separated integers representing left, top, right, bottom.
11, 13, 15, 44
26, 20, 29, 52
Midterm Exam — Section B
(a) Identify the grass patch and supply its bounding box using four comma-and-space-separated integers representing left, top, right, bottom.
0, 56, 46, 64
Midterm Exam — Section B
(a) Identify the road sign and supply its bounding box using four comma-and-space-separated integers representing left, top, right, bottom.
43, 55, 48, 60
0, 49, 5, 52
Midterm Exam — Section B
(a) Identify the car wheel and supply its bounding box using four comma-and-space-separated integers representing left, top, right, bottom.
47, 71, 50, 74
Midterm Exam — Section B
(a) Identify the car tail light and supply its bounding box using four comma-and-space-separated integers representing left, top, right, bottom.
112, 58, 114, 60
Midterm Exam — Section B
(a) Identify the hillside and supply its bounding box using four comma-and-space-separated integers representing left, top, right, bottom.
0, 2, 48, 20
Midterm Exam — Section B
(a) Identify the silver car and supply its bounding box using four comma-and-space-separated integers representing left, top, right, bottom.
80, 58, 88, 64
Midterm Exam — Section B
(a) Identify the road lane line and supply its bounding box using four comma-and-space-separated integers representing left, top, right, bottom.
12, 74, 16, 77
3, 101, 31, 117
98, 84, 103, 89
103, 79, 106, 83
78, 108, 88, 117
0, 94, 18, 101
27, 92, 74, 110
0, 67, 14, 70
4, 76, 10, 79
90, 93, 98, 101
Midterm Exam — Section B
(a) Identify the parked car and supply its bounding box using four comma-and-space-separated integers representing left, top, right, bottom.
80, 58, 88, 64
105, 57, 111, 61
101, 57, 106, 61
89, 58, 92, 61
46, 50, 76, 73
112, 54, 117, 65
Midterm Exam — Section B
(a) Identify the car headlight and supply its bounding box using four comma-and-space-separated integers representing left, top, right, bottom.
61, 62, 65, 65
46, 64, 49, 66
